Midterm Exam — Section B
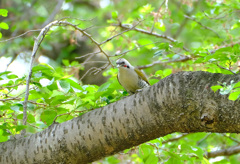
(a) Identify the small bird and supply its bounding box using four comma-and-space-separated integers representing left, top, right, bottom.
116, 58, 150, 94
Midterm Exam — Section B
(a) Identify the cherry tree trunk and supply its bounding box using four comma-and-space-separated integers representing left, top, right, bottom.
0, 71, 240, 164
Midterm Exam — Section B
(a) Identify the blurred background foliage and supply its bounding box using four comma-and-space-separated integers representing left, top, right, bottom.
1, 0, 240, 163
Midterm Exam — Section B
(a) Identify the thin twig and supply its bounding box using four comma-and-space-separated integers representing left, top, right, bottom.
58, 21, 114, 67
184, 15, 221, 38
0, 29, 41, 43
110, 41, 162, 58
222, 134, 240, 144
113, 23, 190, 52
216, 64, 236, 75
81, 61, 109, 65
197, 133, 211, 145
41, 0, 64, 27
137, 56, 191, 69
203, 11, 228, 20
0, 97, 47, 106
79, 67, 99, 82
75, 51, 101, 59
209, 41, 240, 54
151, 0, 166, 33
100, 21, 142, 46
162, 133, 188, 144
58, 16, 96, 22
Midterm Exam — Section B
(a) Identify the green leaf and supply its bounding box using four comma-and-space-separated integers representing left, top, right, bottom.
211, 85, 222, 92
0, 9, 8, 17
98, 82, 111, 92
17, 114, 36, 123
163, 69, 172, 77
153, 50, 164, 58
145, 153, 158, 164
55, 114, 74, 123
32, 64, 55, 76
229, 91, 240, 101
112, 11, 118, 19
0, 22, 9, 30
10, 104, 23, 112
65, 78, 83, 90
0, 130, 8, 142
149, 79, 159, 85
233, 81, 240, 88
7, 74, 18, 79
40, 110, 57, 126
16, 125, 27, 132
0, 71, 11, 76
139, 144, 156, 162
58, 79, 71, 93
62, 59, 70, 66
139, 4, 154, 14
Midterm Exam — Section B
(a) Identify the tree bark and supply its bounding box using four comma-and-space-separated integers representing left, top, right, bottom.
0, 71, 240, 164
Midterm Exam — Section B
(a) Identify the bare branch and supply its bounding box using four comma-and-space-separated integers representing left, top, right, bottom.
137, 56, 191, 69
209, 41, 240, 54
197, 133, 211, 145
22, 20, 59, 135
162, 133, 188, 144
151, 0, 166, 33
111, 41, 161, 58
203, 11, 228, 20
41, 0, 64, 27
79, 67, 99, 82
216, 64, 236, 75
0, 97, 46, 106
75, 51, 101, 60
0, 29, 41, 43
113, 23, 190, 52
222, 134, 240, 144
172, 0, 201, 38
100, 21, 142, 45
206, 145, 240, 158
184, 15, 221, 38
57, 21, 114, 67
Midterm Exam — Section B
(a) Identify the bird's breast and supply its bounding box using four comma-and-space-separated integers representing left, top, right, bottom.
118, 68, 140, 92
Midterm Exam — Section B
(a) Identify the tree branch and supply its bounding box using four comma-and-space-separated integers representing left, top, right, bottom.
162, 133, 189, 144
137, 56, 191, 69
206, 145, 240, 158
22, 21, 53, 135
41, 0, 64, 27
1, 71, 240, 163
113, 23, 190, 52
184, 15, 221, 38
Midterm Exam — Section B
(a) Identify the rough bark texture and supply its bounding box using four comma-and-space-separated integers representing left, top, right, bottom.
0, 71, 240, 164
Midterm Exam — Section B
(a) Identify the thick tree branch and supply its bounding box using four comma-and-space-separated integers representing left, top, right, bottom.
1, 71, 240, 163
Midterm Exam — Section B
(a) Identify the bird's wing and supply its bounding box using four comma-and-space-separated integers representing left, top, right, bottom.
117, 74, 123, 86
134, 68, 150, 85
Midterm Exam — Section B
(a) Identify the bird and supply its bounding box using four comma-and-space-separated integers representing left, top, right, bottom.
116, 58, 150, 94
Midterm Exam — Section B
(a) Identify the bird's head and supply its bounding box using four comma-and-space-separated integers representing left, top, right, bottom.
116, 58, 133, 69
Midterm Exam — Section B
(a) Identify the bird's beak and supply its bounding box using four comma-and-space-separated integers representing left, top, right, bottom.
116, 63, 121, 68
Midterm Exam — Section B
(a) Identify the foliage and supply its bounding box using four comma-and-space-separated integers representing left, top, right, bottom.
0, 9, 9, 38
1, 0, 240, 163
